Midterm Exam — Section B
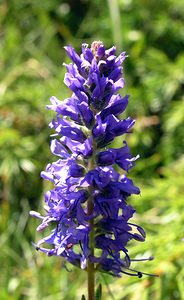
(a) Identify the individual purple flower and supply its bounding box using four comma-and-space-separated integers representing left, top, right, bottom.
30, 41, 155, 283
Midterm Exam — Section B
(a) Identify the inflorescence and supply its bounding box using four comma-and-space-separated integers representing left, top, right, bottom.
30, 41, 155, 278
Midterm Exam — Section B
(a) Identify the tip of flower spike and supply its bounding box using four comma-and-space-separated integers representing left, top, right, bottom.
91, 41, 105, 59
91, 40, 103, 51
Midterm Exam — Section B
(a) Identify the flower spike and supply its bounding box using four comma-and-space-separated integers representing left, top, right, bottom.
30, 41, 155, 279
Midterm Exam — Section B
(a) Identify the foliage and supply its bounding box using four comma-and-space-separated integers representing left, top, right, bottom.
0, 0, 184, 299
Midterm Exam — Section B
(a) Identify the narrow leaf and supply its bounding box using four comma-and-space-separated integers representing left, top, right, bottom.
95, 283, 102, 300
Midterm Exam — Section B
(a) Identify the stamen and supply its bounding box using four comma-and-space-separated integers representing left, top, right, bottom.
131, 256, 154, 262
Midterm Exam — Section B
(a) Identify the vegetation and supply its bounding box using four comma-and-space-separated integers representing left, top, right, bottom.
0, 0, 184, 299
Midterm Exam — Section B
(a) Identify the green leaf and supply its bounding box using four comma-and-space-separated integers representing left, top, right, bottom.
95, 284, 102, 300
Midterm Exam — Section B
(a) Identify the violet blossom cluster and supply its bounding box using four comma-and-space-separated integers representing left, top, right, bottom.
30, 41, 151, 278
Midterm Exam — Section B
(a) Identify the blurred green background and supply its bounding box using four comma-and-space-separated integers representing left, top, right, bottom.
0, 0, 184, 299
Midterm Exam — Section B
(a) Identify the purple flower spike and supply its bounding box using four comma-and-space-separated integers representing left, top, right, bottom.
31, 41, 153, 279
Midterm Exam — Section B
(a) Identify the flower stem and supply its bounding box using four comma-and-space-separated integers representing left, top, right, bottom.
87, 215, 95, 300
87, 262, 95, 300
87, 145, 96, 300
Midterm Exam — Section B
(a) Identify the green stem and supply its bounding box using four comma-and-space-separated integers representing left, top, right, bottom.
87, 143, 96, 300
87, 214, 95, 300
87, 262, 95, 300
